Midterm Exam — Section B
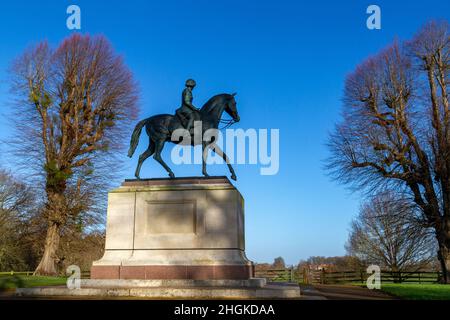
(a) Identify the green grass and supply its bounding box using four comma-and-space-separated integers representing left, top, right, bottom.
379, 283, 450, 300
348, 282, 450, 299
0, 275, 67, 290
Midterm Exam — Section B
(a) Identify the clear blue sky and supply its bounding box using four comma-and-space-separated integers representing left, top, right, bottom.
0, 0, 448, 265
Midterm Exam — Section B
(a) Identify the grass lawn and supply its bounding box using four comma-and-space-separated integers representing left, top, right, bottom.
349, 282, 450, 300
379, 283, 450, 300
0, 275, 67, 290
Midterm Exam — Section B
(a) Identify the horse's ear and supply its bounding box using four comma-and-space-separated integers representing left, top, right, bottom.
231, 92, 237, 97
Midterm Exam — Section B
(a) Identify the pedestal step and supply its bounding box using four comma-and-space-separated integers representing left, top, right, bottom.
15, 282, 301, 299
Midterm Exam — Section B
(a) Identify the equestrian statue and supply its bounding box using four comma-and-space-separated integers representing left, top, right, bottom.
127, 79, 240, 180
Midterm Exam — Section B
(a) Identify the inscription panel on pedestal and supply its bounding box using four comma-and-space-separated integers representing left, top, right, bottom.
133, 189, 240, 249
145, 200, 196, 234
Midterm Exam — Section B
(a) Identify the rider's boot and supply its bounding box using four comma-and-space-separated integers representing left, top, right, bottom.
186, 117, 194, 133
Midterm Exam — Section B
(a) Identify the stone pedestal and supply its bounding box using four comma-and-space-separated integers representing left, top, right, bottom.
91, 176, 254, 280
17, 176, 300, 299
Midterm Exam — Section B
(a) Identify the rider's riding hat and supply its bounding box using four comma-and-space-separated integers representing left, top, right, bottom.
185, 79, 196, 88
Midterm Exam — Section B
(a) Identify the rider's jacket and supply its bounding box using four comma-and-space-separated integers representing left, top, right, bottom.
180, 87, 197, 114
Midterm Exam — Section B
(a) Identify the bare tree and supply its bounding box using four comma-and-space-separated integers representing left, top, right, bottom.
346, 192, 436, 280
8, 34, 139, 275
298, 256, 364, 272
273, 257, 286, 269
0, 170, 35, 271
57, 231, 105, 272
327, 21, 450, 282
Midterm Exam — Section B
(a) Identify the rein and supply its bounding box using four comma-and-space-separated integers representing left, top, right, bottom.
200, 95, 237, 130
219, 118, 236, 130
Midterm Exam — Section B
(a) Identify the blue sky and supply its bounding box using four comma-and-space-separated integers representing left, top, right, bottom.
0, 0, 449, 265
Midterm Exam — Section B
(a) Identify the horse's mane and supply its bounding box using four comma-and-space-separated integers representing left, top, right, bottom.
200, 93, 230, 113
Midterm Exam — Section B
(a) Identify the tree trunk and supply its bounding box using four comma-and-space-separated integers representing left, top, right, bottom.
391, 266, 402, 283
437, 242, 450, 284
34, 222, 61, 276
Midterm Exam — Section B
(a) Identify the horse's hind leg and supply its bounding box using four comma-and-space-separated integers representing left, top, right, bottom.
135, 139, 155, 179
153, 139, 175, 178
211, 144, 237, 181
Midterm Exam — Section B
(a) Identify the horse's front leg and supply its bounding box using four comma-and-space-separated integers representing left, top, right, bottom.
202, 141, 210, 177
211, 144, 237, 181
153, 139, 175, 179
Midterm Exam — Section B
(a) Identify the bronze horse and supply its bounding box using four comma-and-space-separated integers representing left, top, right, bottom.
127, 93, 240, 180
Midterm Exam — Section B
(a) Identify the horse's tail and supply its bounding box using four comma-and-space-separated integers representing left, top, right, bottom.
128, 118, 148, 158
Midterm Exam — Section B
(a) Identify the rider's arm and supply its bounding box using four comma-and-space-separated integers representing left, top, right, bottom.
183, 89, 198, 111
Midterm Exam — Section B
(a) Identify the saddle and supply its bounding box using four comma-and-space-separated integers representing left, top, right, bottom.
175, 107, 201, 129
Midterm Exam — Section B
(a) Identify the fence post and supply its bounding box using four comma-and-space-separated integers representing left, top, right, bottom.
303, 268, 309, 285
418, 272, 421, 284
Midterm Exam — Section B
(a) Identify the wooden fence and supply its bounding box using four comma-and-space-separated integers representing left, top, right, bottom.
313, 270, 441, 284
254, 268, 302, 283
255, 268, 442, 284
0, 271, 91, 278
0, 271, 34, 276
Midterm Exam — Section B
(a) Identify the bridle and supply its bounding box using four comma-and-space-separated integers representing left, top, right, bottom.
219, 118, 236, 129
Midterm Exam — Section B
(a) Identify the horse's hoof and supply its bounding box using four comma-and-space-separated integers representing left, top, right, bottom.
135, 174, 140, 180
231, 174, 237, 181
203, 172, 209, 177
169, 173, 175, 179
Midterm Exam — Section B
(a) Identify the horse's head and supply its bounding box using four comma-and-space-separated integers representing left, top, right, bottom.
225, 93, 240, 122
200, 93, 240, 126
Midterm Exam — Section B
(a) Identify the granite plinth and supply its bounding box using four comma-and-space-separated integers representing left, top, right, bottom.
92, 177, 253, 280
